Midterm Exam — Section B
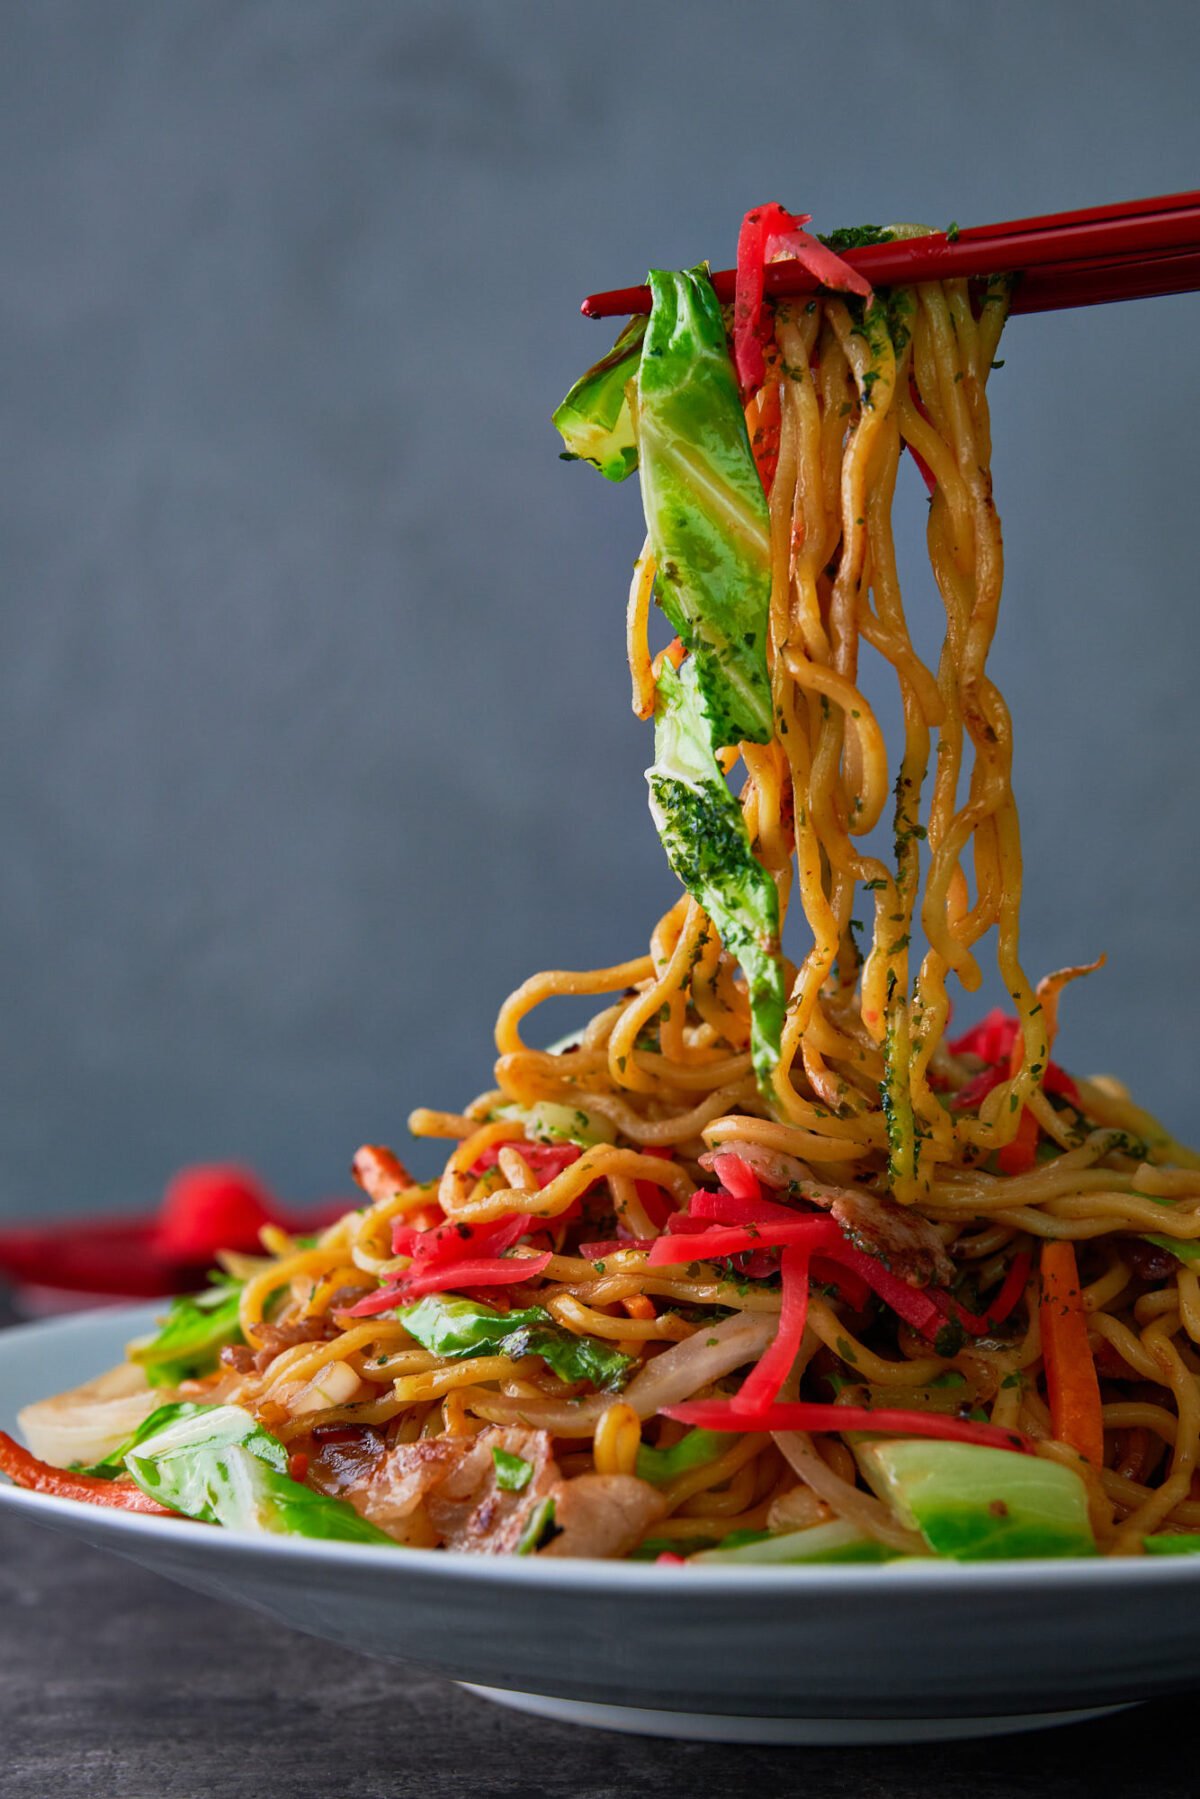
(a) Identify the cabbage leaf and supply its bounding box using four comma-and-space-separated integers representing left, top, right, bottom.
648, 657, 784, 1081
400, 1294, 634, 1392
636, 266, 773, 748
552, 314, 646, 482
116, 1401, 395, 1545
554, 266, 773, 748
128, 1277, 244, 1387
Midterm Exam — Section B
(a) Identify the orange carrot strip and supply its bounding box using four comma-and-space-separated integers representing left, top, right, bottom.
1039, 1241, 1104, 1468
0, 1430, 179, 1515
621, 1294, 656, 1321
997, 1103, 1039, 1175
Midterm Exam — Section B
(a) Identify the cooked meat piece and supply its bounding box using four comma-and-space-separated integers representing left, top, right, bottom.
218, 1291, 369, 1379
699, 1140, 811, 1194
352, 1144, 416, 1204
342, 1438, 460, 1545
219, 1316, 330, 1377
699, 1142, 955, 1287
305, 1424, 389, 1497
828, 1185, 955, 1288
426, 1428, 560, 1551
538, 1473, 668, 1560
360, 1426, 559, 1552
1123, 1238, 1180, 1284
324, 1285, 374, 1313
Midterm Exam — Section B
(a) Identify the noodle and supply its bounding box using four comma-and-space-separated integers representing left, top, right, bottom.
16, 213, 1200, 1568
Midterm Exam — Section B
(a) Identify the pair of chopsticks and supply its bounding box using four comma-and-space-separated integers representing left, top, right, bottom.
581, 189, 1200, 320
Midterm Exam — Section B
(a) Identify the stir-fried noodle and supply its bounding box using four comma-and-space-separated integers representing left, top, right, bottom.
13, 215, 1200, 1563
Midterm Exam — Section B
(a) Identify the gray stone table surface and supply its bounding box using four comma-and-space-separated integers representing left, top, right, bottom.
0, 1507, 1197, 1799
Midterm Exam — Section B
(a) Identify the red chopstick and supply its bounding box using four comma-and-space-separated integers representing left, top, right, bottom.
581, 189, 1200, 320
1009, 246, 1200, 314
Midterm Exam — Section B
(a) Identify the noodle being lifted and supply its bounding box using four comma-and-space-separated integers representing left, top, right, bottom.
11, 206, 1200, 1563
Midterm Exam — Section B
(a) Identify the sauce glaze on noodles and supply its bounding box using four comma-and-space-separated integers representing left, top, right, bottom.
26, 259, 1198, 1560
215, 269, 1200, 1558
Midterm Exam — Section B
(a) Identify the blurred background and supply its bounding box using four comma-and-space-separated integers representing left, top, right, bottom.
1, 0, 1198, 1231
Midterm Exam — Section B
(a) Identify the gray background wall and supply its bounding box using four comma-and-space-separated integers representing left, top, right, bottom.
2, 0, 1198, 1218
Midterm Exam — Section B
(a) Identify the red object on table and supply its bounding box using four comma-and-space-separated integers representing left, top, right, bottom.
0, 1164, 350, 1310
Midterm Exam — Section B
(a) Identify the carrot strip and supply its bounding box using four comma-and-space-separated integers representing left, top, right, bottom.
997, 1103, 1039, 1175
0, 1431, 178, 1516
1039, 1241, 1104, 1468
621, 1294, 657, 1322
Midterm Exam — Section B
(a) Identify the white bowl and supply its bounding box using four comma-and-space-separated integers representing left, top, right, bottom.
1, 1303, 1196, 1744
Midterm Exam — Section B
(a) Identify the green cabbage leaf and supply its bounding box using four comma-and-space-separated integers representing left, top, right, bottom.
648, 656, 784, 1081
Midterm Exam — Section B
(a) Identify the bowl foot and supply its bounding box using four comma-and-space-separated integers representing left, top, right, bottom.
461, 1685, 1135, 1744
